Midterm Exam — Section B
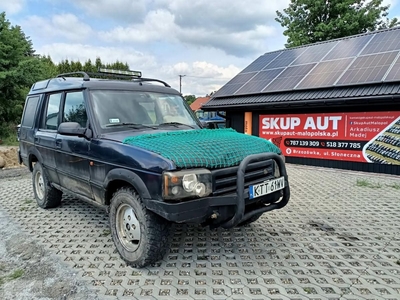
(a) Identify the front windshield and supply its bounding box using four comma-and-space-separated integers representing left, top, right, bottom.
90, 90, 200, 130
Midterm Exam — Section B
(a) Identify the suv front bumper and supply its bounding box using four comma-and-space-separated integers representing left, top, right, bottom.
146, 153, 290, 229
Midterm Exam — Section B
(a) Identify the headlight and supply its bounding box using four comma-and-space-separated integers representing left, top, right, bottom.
274, 154, 286, 178
163, 169, 212, 200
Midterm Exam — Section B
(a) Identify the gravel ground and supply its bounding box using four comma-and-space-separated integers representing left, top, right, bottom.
0, 169, 99, 300
1, 164, 400, 299
0, 167, 30, 180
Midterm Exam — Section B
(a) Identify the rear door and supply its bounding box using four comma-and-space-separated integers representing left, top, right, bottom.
19, 95, 41, 166
55, 90, 92, 198
34, 93, 63, 184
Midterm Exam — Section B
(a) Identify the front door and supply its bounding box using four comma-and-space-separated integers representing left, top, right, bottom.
55, 90, 92, 199
34, 93, 63, 184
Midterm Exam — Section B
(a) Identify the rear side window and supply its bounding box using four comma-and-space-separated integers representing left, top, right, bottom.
63, 91, 87, 128
21, 96, 40, 127
41, 93, 62, 130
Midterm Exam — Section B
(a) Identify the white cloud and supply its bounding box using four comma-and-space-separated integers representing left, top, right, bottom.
93, 0, 290, 57
166, 0, 288, 31
382, 0, 398, 8
100, 9, 175, 43
0, 0, 25, 15
159, 61, 241, 95
71, 0, 148, 23
23, 14, 92, 42
176, 24, 277, 57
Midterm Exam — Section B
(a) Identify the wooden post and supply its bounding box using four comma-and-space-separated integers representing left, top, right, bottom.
244, 112, 252, 135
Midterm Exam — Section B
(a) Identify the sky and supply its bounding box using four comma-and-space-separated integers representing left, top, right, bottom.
1, 0, 400, 97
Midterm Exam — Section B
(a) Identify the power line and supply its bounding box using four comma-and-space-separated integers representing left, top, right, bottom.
163, 74, 233, 80
185, 75, 233, 80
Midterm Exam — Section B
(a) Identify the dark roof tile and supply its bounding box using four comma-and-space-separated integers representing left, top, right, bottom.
203, 83, 400, 109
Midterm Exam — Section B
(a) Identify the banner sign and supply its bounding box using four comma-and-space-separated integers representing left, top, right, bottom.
259, 112, 400, 165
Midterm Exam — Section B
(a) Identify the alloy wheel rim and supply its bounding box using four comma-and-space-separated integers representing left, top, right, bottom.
35, 171, 45, 200
115, 203, 141, 251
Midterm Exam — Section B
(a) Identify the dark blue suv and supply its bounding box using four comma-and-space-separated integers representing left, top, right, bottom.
18, 69, 290, 267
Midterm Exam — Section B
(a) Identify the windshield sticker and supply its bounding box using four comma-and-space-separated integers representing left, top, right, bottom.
109, 118, 120, 123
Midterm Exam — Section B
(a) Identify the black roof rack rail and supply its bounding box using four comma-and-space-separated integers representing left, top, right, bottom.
134, 78, 171, 87
57, 71, 90, 81
55, 70, 171, 87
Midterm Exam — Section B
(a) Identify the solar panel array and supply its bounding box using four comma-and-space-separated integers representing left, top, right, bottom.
214, 28, 400, 98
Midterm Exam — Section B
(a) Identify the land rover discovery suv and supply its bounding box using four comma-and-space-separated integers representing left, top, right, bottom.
18, 69, 290, 267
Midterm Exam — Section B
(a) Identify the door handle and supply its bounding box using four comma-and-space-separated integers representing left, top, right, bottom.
34, 137, 40, 143
56, 139, 62, 148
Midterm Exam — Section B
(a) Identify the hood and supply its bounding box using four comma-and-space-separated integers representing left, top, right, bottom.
101, 129, 179, 143
122, 128, 281, 169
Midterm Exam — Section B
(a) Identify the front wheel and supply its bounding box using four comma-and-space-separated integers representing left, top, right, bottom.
109, 187, 171, 268
32, 162, 62, 208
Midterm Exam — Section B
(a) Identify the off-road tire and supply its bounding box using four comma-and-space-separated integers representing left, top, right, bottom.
32, 162, 62, 209
109, 187, 171, 268
238, 213, 263, 226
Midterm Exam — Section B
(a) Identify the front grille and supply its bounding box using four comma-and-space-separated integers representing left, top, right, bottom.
211, 159, 274, 196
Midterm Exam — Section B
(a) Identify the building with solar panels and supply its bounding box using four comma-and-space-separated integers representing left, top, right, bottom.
202, 27, 400, 175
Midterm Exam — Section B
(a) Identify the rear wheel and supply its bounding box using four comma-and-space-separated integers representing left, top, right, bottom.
32, 162, 62, 208
109, 187, 171, 268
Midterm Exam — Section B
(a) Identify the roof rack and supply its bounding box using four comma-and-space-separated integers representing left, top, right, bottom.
55, 69, 171, 87
57, 71, 90, 81
133, 77, 171, 87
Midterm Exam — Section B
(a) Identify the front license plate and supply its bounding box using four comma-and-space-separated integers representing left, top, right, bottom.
249, 177, 285, 199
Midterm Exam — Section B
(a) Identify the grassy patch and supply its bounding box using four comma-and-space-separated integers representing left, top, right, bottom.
24, 199, 33, 204
356, 179, 382, 189
100, 230, 111, 237
1, 135, 19, 146
0, 269, 24, 285
356, 179, 369, 187
9, 269, 24, 280
303, 287, 313, 294
386, 183, 400, 190
19, 207, 27, 211
357, 179, 400, 189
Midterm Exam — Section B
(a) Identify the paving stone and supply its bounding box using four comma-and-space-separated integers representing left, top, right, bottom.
0, 164, 399, 299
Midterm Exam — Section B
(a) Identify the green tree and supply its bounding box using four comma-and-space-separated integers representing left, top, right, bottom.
65, 103, 87, 127
58, 58, 130, 75
0, 12, 51, 139
184, 95, 196, 105
276, 0, 399, 48
95, 57, 102, 69
83, 58, 95, 73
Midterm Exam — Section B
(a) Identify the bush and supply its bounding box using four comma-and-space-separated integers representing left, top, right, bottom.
0, 123, 19, 146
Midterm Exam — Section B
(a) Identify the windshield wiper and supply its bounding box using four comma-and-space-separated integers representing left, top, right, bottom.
158, 122, 196, 129
105, 123, 156, 129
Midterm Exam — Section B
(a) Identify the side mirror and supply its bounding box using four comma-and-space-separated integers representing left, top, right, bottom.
58, 122, 92, 139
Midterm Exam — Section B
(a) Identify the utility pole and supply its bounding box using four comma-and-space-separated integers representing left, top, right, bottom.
178, 75, 186, 94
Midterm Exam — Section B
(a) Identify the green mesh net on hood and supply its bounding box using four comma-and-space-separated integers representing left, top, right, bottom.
123, 128, 281, 169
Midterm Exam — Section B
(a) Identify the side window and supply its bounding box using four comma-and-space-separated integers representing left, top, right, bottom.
41, 93, 62, 130
21, 96, 40, 128
63, 91, 87, 128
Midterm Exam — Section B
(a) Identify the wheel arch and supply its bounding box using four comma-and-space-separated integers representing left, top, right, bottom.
104, 168, 151, 206
28, 148, 43, 172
